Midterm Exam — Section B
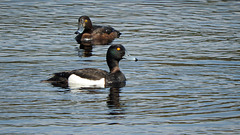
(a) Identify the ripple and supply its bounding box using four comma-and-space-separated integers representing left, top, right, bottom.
0, 0, 240, 134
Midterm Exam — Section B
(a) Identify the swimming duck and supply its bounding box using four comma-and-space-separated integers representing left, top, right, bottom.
75, 16, 121, 45
43, 44, 137, 89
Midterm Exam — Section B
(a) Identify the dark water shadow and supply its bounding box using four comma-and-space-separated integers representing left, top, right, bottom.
77, 44, 93, 57
107, 87, 125, 116
106, 82, 126, 117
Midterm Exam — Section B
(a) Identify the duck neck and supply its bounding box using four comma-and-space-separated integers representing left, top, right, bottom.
107, 59, 120, 73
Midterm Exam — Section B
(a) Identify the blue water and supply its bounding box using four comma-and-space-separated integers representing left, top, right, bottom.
0, 0, 240, 134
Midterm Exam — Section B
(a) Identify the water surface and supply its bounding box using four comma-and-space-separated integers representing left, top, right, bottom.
0, 0, 240, 134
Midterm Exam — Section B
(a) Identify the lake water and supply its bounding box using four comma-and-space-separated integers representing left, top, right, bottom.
0, 0, 240, 134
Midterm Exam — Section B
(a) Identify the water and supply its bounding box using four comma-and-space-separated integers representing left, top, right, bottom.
1, 0, 240, 134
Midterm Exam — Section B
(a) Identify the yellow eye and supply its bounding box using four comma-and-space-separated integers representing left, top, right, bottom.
84, 19, 88, 23
117, 47, 121, 51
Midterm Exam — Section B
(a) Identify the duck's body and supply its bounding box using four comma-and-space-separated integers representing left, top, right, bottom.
75, 16, 121, 45
43, 44, 136, 89
45, 68, 108, 88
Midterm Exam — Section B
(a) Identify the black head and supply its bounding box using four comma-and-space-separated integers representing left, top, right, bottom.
106, 44, 137, 73
107, 44, 126, 62
75, 16, 93, 34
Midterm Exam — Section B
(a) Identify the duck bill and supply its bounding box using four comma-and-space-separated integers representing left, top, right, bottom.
75, 24, 85, 34
123, 51, 138, 62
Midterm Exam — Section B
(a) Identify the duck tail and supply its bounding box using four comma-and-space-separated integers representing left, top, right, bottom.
117, 31, 121, 38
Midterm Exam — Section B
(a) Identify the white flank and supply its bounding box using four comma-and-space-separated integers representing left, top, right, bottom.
68, 74, 105, 89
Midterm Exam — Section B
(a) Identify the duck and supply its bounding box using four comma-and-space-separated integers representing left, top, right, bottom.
43, 44, 137, 89
74, 16, 121, 45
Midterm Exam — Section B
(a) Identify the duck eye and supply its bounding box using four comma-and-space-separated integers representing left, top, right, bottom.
116, 47, 121, 51
84, 19, 88, 23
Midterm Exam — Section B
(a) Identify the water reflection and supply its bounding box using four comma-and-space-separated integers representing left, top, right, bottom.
1, 0, 240, 134
58, 83, 126, 116
77, 44, 93, 57
107, 87, 124, 115
106, 82, 126, 120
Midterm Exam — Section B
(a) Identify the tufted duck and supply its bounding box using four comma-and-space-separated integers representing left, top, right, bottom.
43, 44, 137, 89
75, 16, 121, 45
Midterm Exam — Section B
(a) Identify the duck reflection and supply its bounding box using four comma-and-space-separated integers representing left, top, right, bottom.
107, 87, 121, 111
77, 44, 93, 57
107, 82, 126, 116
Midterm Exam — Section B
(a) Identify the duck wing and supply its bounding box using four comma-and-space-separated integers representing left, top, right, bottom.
70, 68, 108, 80
93, 25, 121, 37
